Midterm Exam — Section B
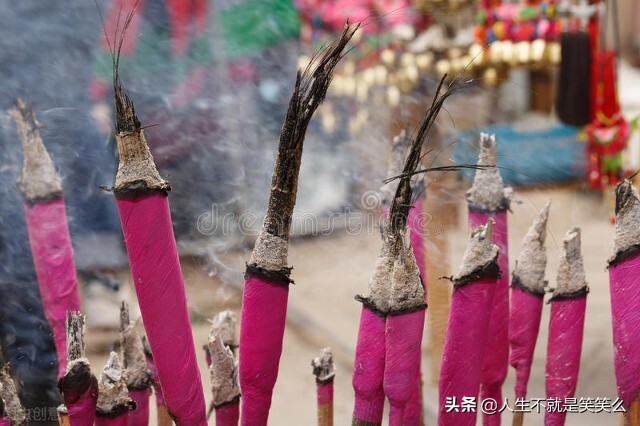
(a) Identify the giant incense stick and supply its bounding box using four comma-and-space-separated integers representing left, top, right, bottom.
509, 203, 550, 426
312, 348, 336, 426
95, 352, 134, 426
11, 99, 81, 379
0, 353, 27, 426
208, 335, 240, 426
545, 227, 588, 426
239, 24, 356, 425
57, 312, 98, 426
142, 339, 171, 426
439, 221, 500, 426
108, 15, 207, 424
609, 180, 640, 422
467, 133, 512, 426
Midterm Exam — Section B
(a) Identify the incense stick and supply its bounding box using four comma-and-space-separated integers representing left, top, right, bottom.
312, 348, 336, 426
57, 312, 98, 426
545, 227, 588, 426
239, 24, 356, 425
11, 99, 81, 379
467, 133, 512, 426
509, 203, 550, 426
208, 335, 240, 426
439, 221, 500, 426
0, 352, 27, 426
142, 339, 171, 426
95, 352, 134, 426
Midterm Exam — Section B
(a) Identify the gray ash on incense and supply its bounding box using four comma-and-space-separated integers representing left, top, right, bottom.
209, 310, 237, 350
452, 220, 500, 286
246, 24, 358, 285
311, 347, 336, 385
58, 312, 98, 404
10, 98, 63, 203
609, 180, 640, 266
0, 353, 27, 426
467, 133, 512, 213
207, 336, 240, 407
96, 352, 134, 417
387, 242, 425, 315
512, 202, 551, 296
119, 302, 152, 390
550, 227, 588, 300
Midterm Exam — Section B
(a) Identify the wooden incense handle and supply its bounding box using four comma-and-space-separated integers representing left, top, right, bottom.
512, 410, 524, 426
318, 401, 333, 426
624, 394, 640, 426
351, 418, 380, 426
157, 405, 174, 426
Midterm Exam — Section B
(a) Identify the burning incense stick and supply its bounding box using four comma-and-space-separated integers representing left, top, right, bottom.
312, 348, 335, 426
11, 99, 81, 379
119, 302, 153, 426
0, 353, 27, 426
545, 227, 588, 426
205, 309, 238, 366
467, 133, 512, 426
142, 339, 171, 426
609, 179, 640, 422
57, 312, 98, 426
509, 203, 550, 426
95, 352, 134, 426
208, 335, 240, 426
439, 220, 500, 426
239, 24, 356, 425
107, 16, 207, 424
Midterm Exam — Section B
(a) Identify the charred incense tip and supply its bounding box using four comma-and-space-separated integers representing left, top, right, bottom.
208, 336, 240, 407
311, 347, 336, 385
0, 360, 27, 425
209, 310, 238, 350
11, 98, 63, 203
610, 180, 640, 265
453, 219, 500, 285
66, 311, 86, 365
119, 303, 152, 390
552, 227, 588, 299
96, 352, 134, 416
467, 133, 512, 213
512, 201, 551, 295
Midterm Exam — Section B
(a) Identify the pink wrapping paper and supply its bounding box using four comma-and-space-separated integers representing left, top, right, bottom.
128, 388, 150, 426
352, 307, 386, 424
317, 382, 333, 406
545, 296, 587, 425
439, 276, 497, 426
24, 198, 81, 378
58, 369, 99, 426
509, 286, 544, 400
95, 414, 129, 426
384, 309, 427, 426
116, 193, 207, 425
469, 209, 508, 426
239, 275, 289, 425
610, 255, 640, 408
216, 401, 240, 426
0, 418, 9, 426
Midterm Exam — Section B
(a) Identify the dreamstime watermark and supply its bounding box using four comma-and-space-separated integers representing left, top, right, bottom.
196, 190, 445, 237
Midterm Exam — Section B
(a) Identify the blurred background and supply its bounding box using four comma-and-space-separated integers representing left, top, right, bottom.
1, 0, 640, 424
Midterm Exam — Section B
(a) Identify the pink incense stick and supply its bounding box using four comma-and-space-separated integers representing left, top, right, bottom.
109, 46, 207, 423
509, 202, 550, 426
58, 312, 98, 426
467, 133, 512, 426
545, 227, 588, 426
312, 348, 336, 426
11, 99, 81, 379
439, 221, 500, 426
609, 180, 640, 415
240, 25, 356, 425
95, 352, 134, 426
208, 334, 240, 426
0, 418, 9, 426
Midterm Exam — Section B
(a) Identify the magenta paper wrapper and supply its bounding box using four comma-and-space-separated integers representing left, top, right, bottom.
509, 286, 544, 400
24, 198, 81, 378
439, 276, 497, 426
545, 296, 586, 425
239, 275, 289, 425
385, 309, 427, 426
318, 382, 333, 406
610, 256, 640, 408
59, 371, 99, 426
128, 388, 150, 426
116, 193, 207, 425
469, 209, 508, 425
95, 414, 128, 426
216, 401, 240, 426
0, 418, 9, 426
352, 306, 386, 423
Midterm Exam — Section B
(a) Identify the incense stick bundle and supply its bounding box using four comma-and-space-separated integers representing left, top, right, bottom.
57, 312, 98, 426
509, 203, 550, 426
439, 221, 500, 426
239, 24, 356, 425
109, 23, 207, 424
545, 227, 588, 426
0, 353, 27, 426
467, 133, 512, 426
141, 339, 171, 426
608, 180, 640, 422
312, 348, 335, 426
119, 302, 153, 426
95, 352, 134, 426
11, 99, 81, 379
208, 335, 240, 426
